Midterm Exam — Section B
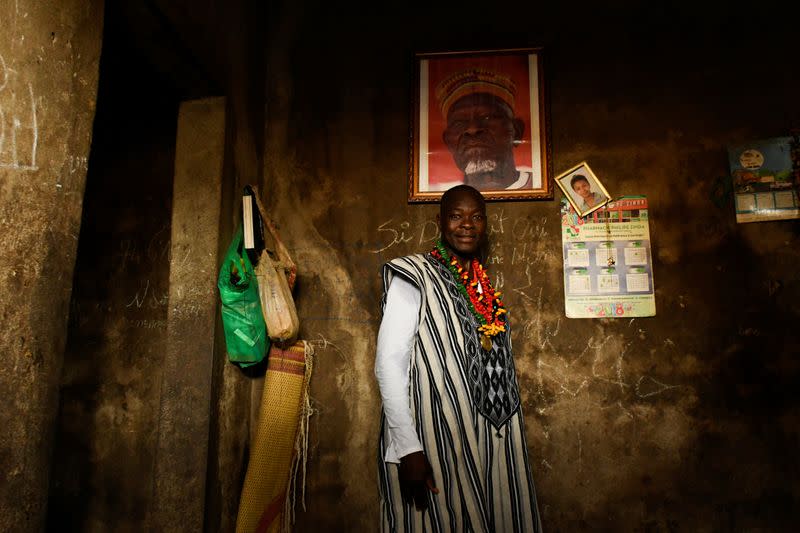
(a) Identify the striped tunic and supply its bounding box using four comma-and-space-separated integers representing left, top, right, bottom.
378, 254, 542, 532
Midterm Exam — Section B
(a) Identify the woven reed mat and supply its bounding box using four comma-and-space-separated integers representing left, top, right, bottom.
236, 341, 314, 533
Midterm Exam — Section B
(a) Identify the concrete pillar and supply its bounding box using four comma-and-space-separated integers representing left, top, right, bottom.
0, 1, 103, 530
149, 97, 226, 531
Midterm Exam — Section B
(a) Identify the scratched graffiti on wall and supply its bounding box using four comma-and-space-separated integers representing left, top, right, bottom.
368, 211, 688, 416
0, 53, 39, 171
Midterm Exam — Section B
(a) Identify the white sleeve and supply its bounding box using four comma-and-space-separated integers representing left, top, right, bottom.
374, 275, 424, 463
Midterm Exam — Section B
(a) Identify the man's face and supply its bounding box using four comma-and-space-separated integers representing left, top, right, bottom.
572, 179, 592, 199
442, 94, 523, 177
438, 191, 487, 258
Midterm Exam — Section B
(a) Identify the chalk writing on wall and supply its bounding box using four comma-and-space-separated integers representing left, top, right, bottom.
366, 213, 688, 412
67, 155, 88, 174
114, 226, 193, 273
0, 53, 39, 171
126, 279, 169, 310
371, 219, 439, 254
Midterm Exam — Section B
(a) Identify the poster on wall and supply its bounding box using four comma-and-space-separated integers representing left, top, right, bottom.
408, 48, 551, 202
728, 136, 800, 223
561, 196, 656, 318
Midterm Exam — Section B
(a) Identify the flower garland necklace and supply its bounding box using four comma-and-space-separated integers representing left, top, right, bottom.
431, 240, 507, 351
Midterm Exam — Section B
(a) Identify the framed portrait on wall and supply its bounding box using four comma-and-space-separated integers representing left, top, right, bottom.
408, 48, 551, 202
555, 161, 611, 217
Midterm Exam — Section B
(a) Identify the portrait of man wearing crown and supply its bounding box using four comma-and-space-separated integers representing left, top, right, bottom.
410, 49, 550, 201
436, 69, 531, 191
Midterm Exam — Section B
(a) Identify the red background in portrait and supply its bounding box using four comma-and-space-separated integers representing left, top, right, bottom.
425, 54, 533, 189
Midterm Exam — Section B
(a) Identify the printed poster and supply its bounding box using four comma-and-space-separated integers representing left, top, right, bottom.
561, 196, 656, 318
728, 136, 800, 223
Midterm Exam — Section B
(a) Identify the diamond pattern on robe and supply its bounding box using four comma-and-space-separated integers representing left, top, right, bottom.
478, 338, 516, 427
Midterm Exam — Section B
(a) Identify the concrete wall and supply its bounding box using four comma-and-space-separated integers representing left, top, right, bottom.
261, 1, 800, 531
15, 1, 799, 531
45, 5, 178, 528
47, 2, 263, 532
0, 1, 103, 530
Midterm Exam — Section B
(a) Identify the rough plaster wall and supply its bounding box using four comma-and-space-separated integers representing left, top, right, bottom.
49, 125, 176, 532
0, 1, 103, 530
49, 77, 177, 531
46, 1, 265, 530
48, 56, 178, 533
262, 2, 800, 531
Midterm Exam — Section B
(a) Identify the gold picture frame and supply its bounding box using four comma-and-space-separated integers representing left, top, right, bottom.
408, 48, 551, 202
555, 161, 611, 217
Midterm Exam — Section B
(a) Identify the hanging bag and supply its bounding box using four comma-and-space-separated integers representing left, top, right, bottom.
251, 189, 300, 342
217, 226, 269, 367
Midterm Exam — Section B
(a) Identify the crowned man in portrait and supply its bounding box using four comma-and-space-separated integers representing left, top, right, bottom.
434, 69, 533, 191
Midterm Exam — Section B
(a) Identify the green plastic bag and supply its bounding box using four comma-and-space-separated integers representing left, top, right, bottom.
218, 226, 269, 367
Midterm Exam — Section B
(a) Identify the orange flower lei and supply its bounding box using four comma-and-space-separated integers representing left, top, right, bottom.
431, 241, 507, 349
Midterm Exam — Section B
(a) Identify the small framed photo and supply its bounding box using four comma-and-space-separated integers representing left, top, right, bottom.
555, 162, 611, 216
408, 48, 551, 202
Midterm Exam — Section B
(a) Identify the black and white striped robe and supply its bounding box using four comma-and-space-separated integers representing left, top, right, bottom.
378, 254, 542, 532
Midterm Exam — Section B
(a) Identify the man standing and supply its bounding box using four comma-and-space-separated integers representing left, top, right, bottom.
375, 185, 542, 531
435, 69, 531, 191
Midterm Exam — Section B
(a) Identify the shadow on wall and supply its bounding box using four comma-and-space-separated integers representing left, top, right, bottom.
46, 3, 180, 530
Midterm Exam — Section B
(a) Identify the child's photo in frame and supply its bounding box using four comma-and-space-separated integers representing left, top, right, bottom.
556, 162, 611, 216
